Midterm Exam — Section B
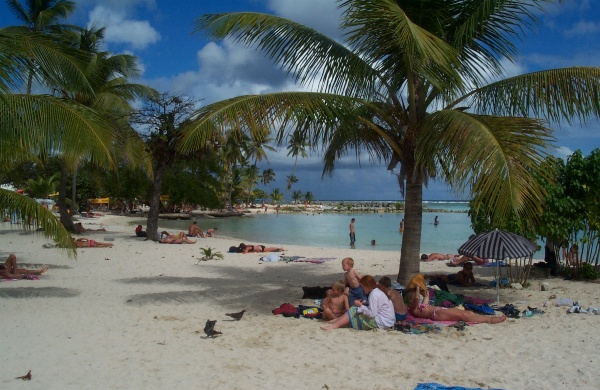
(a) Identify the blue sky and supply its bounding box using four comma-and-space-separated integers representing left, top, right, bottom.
2, 0, 599, 201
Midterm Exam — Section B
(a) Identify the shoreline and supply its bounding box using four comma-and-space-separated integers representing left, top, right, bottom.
1, 216, 598, 389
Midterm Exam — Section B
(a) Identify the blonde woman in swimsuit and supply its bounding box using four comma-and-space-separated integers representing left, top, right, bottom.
406, 274, 506, 324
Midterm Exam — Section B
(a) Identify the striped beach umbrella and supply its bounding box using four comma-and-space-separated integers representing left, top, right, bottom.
458, 229, 537, 305
458, 229, 537, 260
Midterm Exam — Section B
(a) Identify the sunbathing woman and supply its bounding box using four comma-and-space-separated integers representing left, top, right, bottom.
420, 253, 459, 261
74, 222, 106, 234
406, 274, 506, 324
73, 238, 113, 248
238, 243, 285, 253
159, 231, 196, 244
1, 254, 49, 279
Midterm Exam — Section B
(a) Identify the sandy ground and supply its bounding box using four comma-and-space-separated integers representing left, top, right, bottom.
1, 215, 599, 390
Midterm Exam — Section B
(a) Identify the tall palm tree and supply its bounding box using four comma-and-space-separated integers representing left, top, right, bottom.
260, 168, 275, 189
291, 189, 303, 204
283, 130, 309, 198
183, 0, 600, 283
5, 0, 77, 93
57, 26, 154, 229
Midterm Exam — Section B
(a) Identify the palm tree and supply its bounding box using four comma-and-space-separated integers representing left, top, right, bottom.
182, 1, 600, 283
304, 191, 315, 204
260, 168, 275, 189
286, 174, 298, 191
269, 187, 283, 204
291, 189, 303, 204
24, 172, 59, 198
57, 26, 154, 228
284, 130, 309, 197
0, 28, 118, 252
6, 0, 77, 93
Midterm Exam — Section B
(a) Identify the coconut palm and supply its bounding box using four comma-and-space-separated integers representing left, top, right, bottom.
283, 130, 309, 196
260, 168, 275, 189
0, 27, 121, 252
182, 0, 600, 283
57, 26, 154, 228
291, 189, 303, 204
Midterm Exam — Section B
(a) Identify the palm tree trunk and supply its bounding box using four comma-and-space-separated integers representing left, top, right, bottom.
397, 177, 423, 285
58, 163, 75, 231
146, 163, 166, 241
71, 163, 79, 215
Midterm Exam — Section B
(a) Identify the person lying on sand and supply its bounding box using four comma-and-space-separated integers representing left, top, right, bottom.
160, 231, 196, 244
406, 274, 505, 324
450, 254, 488, 266
238, 243, 285, 253
420, 253, 459, 261
73, 238, 113, 248
74, 222, 106, 234
1, 254, 48, 279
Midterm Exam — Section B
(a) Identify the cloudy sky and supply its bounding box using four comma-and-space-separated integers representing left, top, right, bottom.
2, 0, 599, 201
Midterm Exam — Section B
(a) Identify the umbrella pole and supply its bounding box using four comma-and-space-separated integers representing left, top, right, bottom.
496, 261, 500, 306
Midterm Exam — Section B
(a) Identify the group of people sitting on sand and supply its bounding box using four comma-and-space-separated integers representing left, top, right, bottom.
320, 257, 505, 331
187, 221, 217, 238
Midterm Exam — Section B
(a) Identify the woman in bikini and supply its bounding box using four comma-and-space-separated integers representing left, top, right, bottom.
238, 243, 285, 254
1, 254, 49, 279
406, 274, 506, 324
73, 238, 113, 248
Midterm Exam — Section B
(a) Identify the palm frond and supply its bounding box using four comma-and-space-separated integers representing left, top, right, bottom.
454, 67, 600, 124
179, 92, 368, 154
0, 189, 76, 256
0, 94, 116, 168
0, 29, 94, 95
341, 0, 462, 91
417, 109, 555, 224
194, 12, 380, 98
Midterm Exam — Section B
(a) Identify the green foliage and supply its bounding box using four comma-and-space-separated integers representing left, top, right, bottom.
577, 263, 599, 280
197, 247, 224, 263
394, 202, 404, 211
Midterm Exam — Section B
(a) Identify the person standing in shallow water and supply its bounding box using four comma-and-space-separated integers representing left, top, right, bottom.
349, 218, 356, 246
434, 216, 439, 226
400, 218, 405, 233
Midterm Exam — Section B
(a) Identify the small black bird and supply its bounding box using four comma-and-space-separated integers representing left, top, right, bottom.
204, 319, 222, 338
225, 309, 246, 321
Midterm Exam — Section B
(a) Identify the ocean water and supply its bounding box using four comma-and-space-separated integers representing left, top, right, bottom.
149, 201, 485, 254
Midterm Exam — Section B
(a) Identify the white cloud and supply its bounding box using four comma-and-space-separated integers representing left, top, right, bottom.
564, 20, 600, 37
88, 6, 160, 49
267, 0, 343, 40
555, 146, 574, 161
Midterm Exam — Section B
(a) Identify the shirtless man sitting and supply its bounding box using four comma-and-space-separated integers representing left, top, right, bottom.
188, 221, 205, 238
0, 254, 48, 279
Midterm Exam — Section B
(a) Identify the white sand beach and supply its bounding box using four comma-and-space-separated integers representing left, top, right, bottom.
1, 215, 599, 390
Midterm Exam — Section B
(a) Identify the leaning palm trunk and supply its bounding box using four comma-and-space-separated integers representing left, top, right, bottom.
398, 177, 423, 284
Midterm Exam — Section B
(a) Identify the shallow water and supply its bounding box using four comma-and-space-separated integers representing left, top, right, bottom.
146, 210, 477, 254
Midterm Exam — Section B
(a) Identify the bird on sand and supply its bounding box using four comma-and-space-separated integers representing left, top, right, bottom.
16, 370, 32, 381
225, 309, 246, 321
204, 319, 222, 338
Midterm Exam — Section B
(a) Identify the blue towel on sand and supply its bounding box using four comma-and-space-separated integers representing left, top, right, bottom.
415, 383, 503, 390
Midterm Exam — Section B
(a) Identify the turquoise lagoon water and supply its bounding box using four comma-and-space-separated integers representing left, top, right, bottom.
148, 201, 497, 254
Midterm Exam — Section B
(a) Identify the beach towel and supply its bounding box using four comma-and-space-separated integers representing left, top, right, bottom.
485, 261, 507, 267
280, 256, 305, 262
293, 257, 336, 264
414, 383, 502, 390
259, 253, 281, 262
0, 275, 40, 282
463, 303, 496, 315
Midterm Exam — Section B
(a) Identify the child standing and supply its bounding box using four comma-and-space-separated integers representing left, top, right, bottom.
378, 276, 407, 325
342, 257, 367, 306
321, 280, 349, 321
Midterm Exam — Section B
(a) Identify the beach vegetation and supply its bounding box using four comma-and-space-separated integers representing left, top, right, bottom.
198, 247, 224, 262
291, 190, 304, 204
183, 1, 600, 283
304, 191, 315, 204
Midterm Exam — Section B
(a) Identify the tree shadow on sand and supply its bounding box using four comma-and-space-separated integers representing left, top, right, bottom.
0, 286, 80, 299
118, 263, 346, 311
